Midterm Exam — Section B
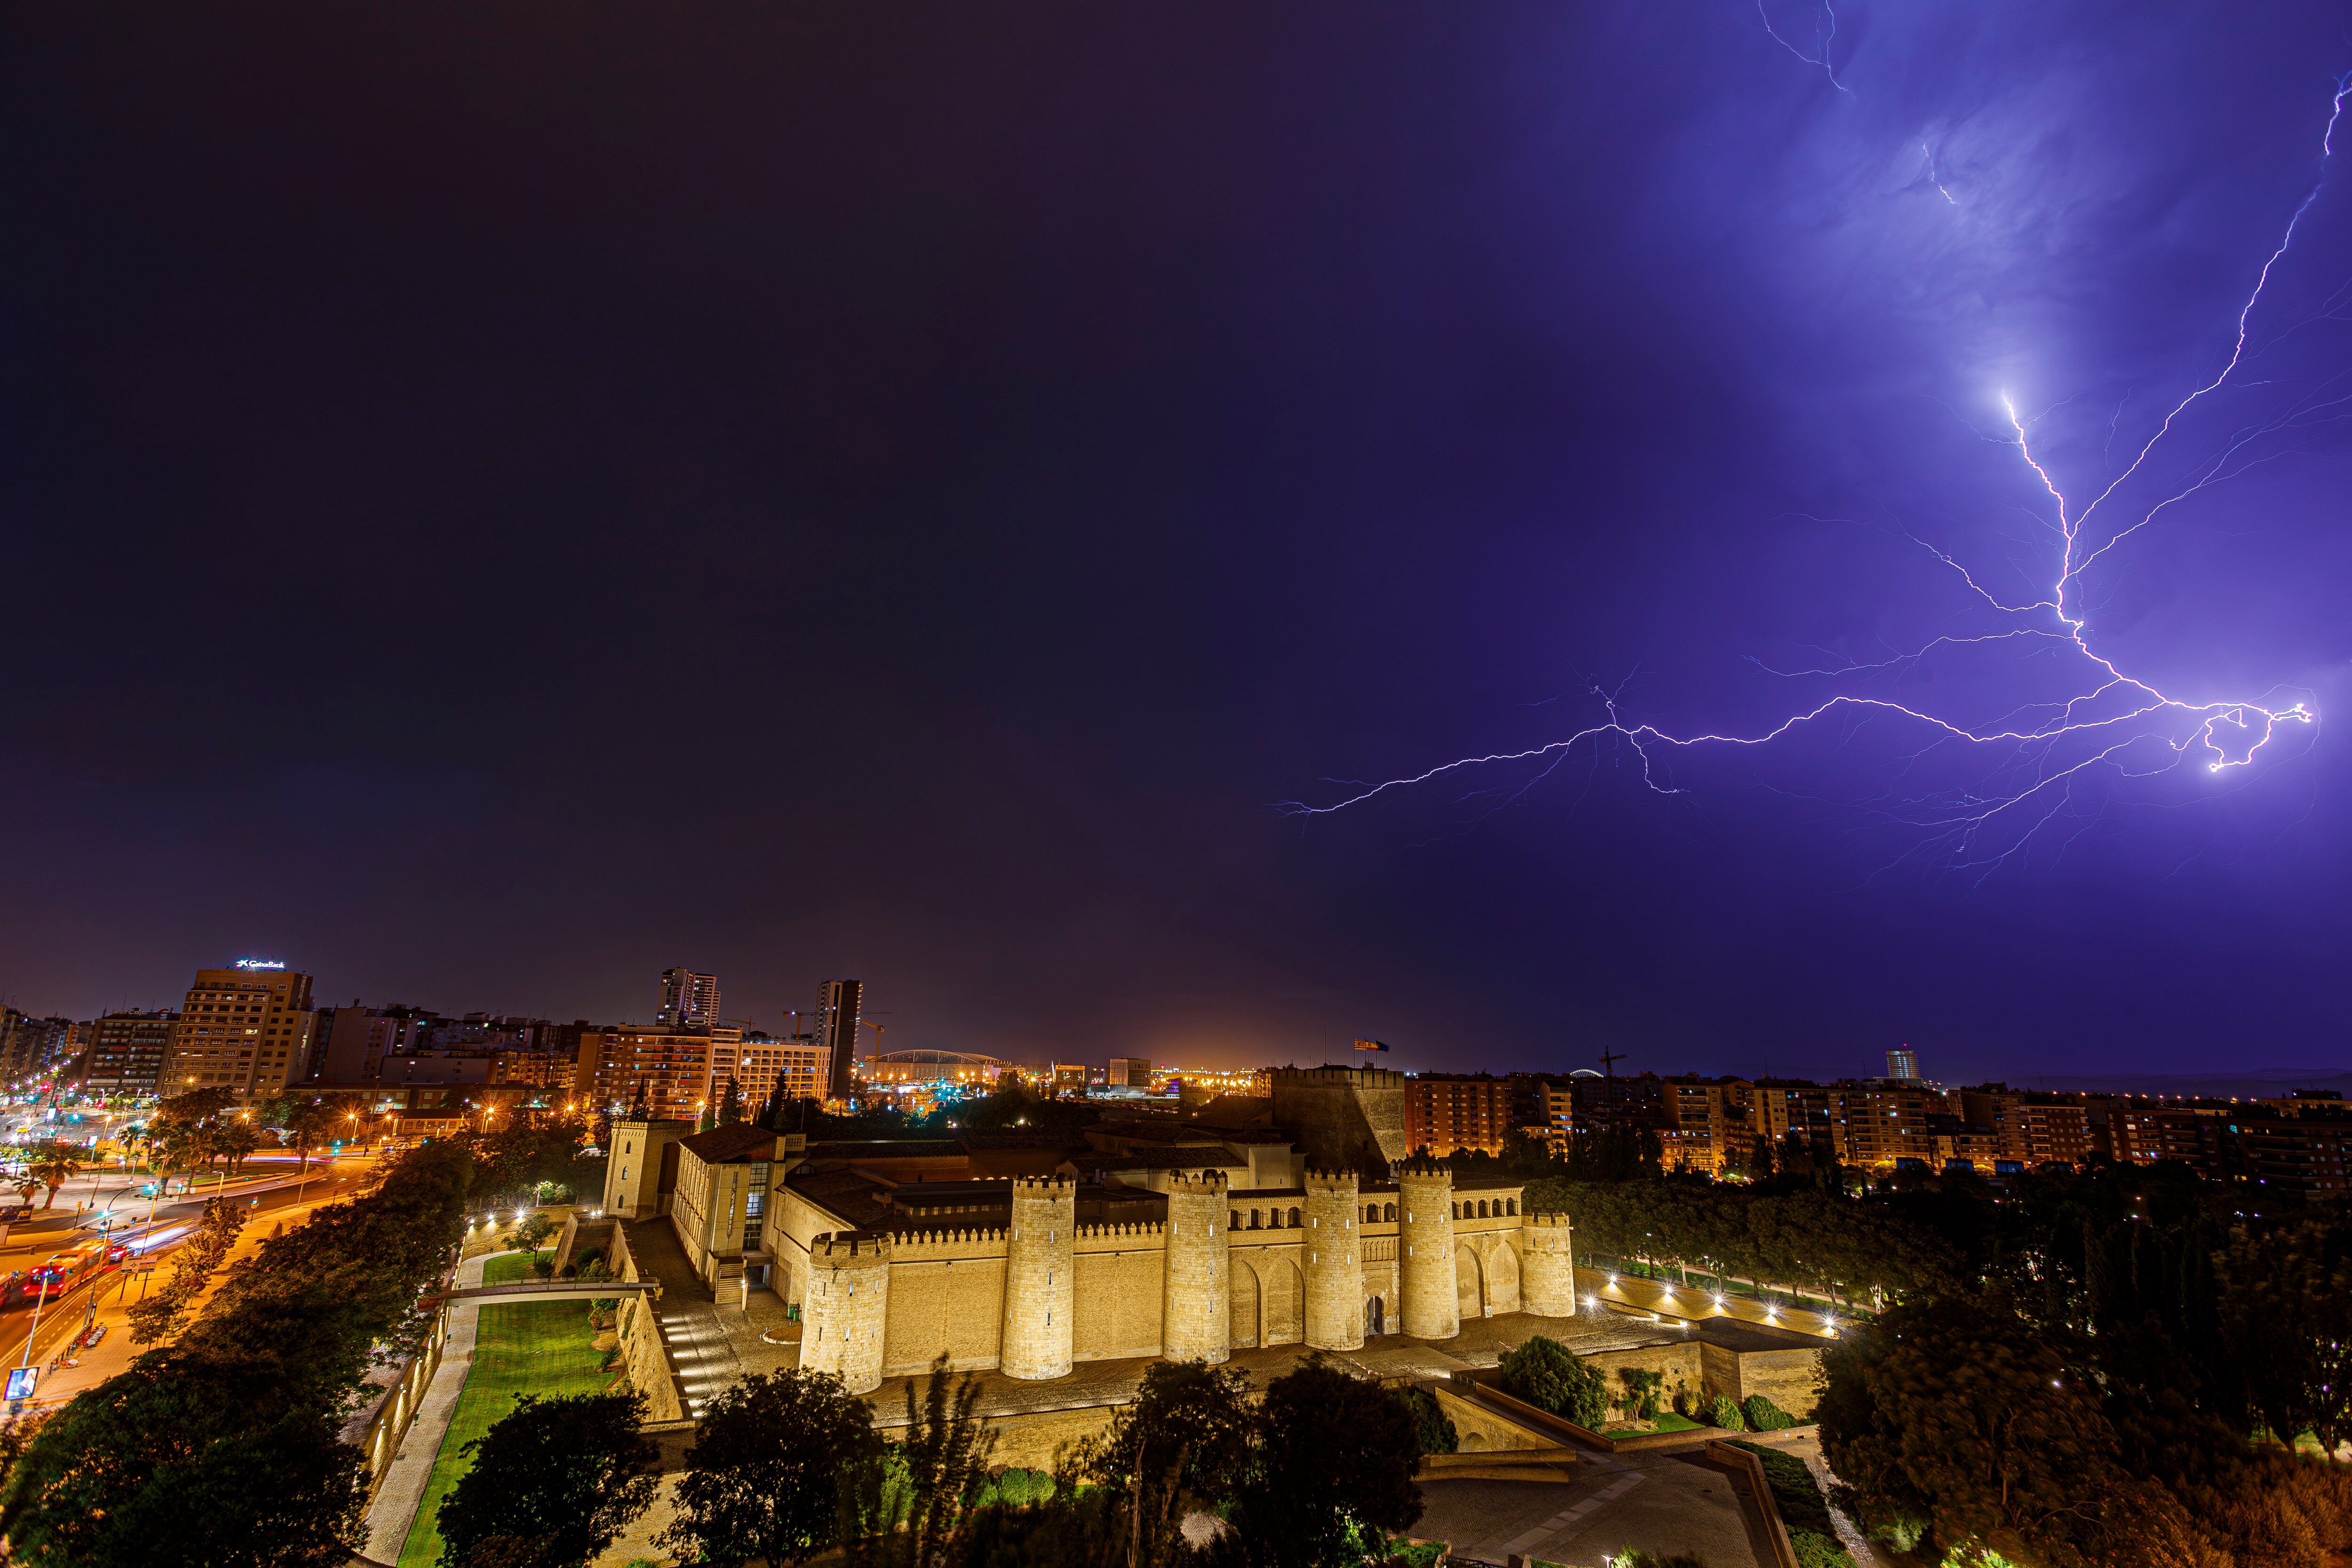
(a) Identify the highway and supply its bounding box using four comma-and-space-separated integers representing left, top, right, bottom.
0, 1151, 381, 1404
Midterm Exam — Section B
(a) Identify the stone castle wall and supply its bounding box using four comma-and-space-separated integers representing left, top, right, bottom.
1271, 1065, 1409, 1169
803, 1232, 892, 1394
999, 1176, 1075, 1380
1161, 1171, 1231, 1363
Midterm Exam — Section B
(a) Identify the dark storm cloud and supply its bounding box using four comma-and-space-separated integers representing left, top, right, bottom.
2, 2, 2346, 1077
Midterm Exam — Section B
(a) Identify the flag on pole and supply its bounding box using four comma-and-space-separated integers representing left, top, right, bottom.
1352, 1039, 1391, 1052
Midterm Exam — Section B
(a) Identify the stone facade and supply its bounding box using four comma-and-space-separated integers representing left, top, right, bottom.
1302, 1167, 1362, 1351
803, 1231, 893, 1394
1161, 1170, 1231, 1363
770, 1154, 1556, 1378
1397, 1159, 1459, 1340
1270, 1064, 1409, 1169
1520, 1210, 1578, 1317
1000, 1176, 1075, 1380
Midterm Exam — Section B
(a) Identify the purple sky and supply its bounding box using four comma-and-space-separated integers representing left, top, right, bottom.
5, 3, 2348, 1081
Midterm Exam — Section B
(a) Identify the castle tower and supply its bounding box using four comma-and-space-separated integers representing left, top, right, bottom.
1396, 1158, 1458, 1341
1001, 1174, 1076, 1379
801, 1231, 891, 1394
1520, 1210, 1578, 1318
1302, 1166, 1364, 1351
1161, 1170, 1232, 1363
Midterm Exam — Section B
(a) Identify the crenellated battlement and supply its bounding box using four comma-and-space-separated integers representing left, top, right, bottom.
1523, 1210, 1573, 1230
816, 1230, 894, 1260
1166, 1169, 1230, 1195
889, 1225, 1008, 1250
1011, 1173, 1074, 1194
1074, 1219, 1164, 1242
1303, 1165, 1360, 1190
1395, 1156, 1453, 1183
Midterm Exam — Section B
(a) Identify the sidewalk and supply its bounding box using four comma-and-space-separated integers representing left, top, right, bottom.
12, 1172, 372, 1413
361, 1249, 510, 1564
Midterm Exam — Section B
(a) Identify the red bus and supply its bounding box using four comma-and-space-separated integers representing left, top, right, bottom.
16, 1242, 113, 1301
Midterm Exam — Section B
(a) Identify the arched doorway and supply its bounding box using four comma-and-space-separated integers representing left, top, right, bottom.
1488, 1242, 1522, 1315
1456, 1246, 1485, 1320
1367, 1295, 1385, 1336
1230, 1264, 1261, 1348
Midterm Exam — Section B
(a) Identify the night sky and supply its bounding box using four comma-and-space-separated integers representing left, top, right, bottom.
6, 3, 2349, 1082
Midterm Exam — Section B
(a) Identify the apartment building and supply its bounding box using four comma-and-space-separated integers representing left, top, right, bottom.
158, 963, 317, 1102
1404, 1073, 1516, 1156
709, 1030, 829, 1112
79, 1010, 178, 1096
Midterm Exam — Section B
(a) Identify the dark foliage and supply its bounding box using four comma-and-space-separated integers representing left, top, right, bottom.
439, 1392, 658, 1568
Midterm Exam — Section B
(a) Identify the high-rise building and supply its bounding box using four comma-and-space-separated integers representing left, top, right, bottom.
158, 962, 318, 1103
578, 1024, 717, 1122
1885, 1047, 1921, 1082
0, 1011, 76, 1086
658, 969, 722, 1029
1404, 1073, 1517, 1157
818, 979, 862, 1101
79, 1010, 179, 1096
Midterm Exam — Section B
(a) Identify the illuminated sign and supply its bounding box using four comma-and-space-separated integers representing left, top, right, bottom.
232, 959, 287, 971
5, 1368, 36, 1401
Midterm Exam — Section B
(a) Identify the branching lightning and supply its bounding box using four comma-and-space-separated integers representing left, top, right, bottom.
1281, 75, 2352, 876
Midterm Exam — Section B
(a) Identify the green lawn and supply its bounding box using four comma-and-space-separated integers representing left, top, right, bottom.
397, 1264, 611, 1567
1651, 1411, 1703, 1432
479, 1250, 546, 1286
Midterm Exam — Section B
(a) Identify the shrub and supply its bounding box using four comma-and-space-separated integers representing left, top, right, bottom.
1618, 1369, 1666, 1422
1706, 1393, 1746, 1430
973, 1468, 1057, 1508
1389, 1386, 1459, 1455
1790, 1530, 1857, 1568
1729, 1438, 1834, 1536
1498, 1337, 1609, 1429
1742, 1393, 1797, 1431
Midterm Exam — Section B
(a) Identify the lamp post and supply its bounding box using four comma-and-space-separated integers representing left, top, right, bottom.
17, 1273, 53, 1377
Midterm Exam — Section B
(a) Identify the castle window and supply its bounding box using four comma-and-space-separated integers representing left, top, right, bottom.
1384, 1203, 1396, 1221
1478, 1201, 1490, 1219
1287, 1207, 1300, 1227
1508, 1198, 1518, 1215
1363, 1204, 1375, 1224
1250, 1210, 1262, 1229
1231, 1210, 1240, 1229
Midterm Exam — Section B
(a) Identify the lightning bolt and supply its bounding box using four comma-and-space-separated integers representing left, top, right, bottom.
1282, 74, 2350, 877
1757, 0, 1853, 96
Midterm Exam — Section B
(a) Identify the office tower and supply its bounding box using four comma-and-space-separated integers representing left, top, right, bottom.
159, 962, 318, 1102
658, 968, 722, 1029
1106, 1056, 1154, 1090
1885, 1047, 1921, 1082
818, 979, 861, 1101
80, 1010, 179, 1096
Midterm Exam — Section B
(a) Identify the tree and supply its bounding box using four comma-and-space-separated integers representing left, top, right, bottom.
1082, 1360, 1256, 1567
265, 1093, 364, 1174
715, 1075, 744, 1126
1498, 1336, 1608, 1429
1227, 1358, 1423, 1568
501, 1211, 559, 1258
659, 1369, 881, 1567
2216, 1215, 2352, 1457
26, 1142, 80, 1210
437, 1393, 657, 1568
1390, 1386, 1458, 1456
0, 1357, 367, 1567
126, 1198, 247, 1346
856, 1354, 1002, 1561
1818, 1298, 2204, 1568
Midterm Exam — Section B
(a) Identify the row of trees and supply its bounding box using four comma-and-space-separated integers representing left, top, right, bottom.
1815, 1161, 2352, 1568
440, 1354, 1441, 1568
0, 1140, 475, 1566
128, 1086, 370, 1185
1522, 1175, 1954, 1312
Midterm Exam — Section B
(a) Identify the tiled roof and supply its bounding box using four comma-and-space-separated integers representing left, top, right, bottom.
677, 1122, 780, 1163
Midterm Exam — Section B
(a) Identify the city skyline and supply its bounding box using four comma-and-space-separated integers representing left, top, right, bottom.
7, 3, 2350, 1083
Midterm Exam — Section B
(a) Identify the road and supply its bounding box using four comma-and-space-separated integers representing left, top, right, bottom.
0, 1152, 381, 1410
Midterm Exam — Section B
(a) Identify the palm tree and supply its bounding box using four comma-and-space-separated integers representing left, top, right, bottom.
29, 1143, 81, 1209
